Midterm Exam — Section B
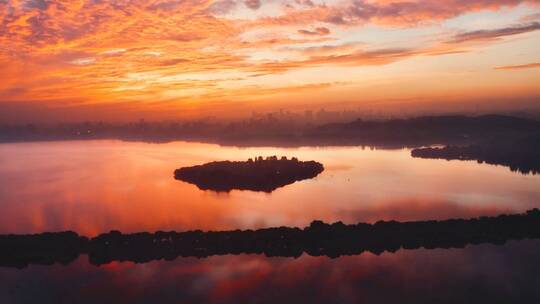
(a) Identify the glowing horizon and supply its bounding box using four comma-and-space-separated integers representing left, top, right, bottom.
1, 0, 540, 122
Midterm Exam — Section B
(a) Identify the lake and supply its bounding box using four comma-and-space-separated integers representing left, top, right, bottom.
1, 140, 539, 303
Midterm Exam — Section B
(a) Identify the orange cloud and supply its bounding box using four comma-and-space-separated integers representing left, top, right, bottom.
0, 0, 539, 121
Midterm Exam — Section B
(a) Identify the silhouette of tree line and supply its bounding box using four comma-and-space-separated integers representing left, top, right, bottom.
1, 209, 540, 268
2, 115, 539, 148
412, 134, 540, 174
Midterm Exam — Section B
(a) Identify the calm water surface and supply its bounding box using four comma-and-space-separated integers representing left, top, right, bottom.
0, 140, 539, 303
0, 140, 539, 235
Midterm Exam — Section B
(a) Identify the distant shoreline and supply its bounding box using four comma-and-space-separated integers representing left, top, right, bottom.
3, 114, 539, 174
2, 114, 538, 147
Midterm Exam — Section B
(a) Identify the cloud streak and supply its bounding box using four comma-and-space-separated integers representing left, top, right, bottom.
242, 0, 539, 28
495, 62, 540, 70
298, 27, 331, 36
448, 22, 540, 43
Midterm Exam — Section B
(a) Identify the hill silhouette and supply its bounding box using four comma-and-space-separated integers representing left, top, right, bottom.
2, 114, 539, 148
307, 114, 540, 146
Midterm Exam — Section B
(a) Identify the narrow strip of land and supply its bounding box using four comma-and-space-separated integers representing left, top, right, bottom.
1, 209, 539, 268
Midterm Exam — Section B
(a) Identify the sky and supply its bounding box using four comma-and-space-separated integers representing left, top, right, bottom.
1, 0, 540, 122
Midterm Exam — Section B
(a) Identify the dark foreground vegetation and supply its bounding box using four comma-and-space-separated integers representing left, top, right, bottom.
174, 157, 324, 192
412, 134, 540, 174
1, 209, 540, 268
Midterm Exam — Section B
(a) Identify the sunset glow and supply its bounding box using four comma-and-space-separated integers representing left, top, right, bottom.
1, 0, 540, 121
2, 3, 540, 301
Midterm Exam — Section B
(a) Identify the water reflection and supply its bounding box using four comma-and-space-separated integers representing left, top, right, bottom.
1, 140, 540, 303
2, 209, 539, 268
1, 240, 539, 303
0, 140, 539, 235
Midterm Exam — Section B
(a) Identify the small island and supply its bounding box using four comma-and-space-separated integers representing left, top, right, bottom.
174, 156, 324, 192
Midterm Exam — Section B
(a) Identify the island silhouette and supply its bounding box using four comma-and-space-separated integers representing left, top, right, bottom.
174, 156, 324, 192
1, 209, 539, 268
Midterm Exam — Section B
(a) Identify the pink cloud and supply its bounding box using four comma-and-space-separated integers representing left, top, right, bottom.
298, 27, 331, 36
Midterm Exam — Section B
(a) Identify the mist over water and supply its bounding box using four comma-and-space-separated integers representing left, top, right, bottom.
1, 238, 540, 303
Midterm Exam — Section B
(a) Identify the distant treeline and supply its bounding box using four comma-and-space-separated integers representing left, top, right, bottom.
412, 135, 540, 174
307, 114, 540, 146
1, 209, 540, 268
3, 114, 539, 174
1, 114, 539, 148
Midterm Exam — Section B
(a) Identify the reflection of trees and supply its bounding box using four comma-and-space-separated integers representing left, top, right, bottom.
2, 209, 540, 268
412, 135, 540, 175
